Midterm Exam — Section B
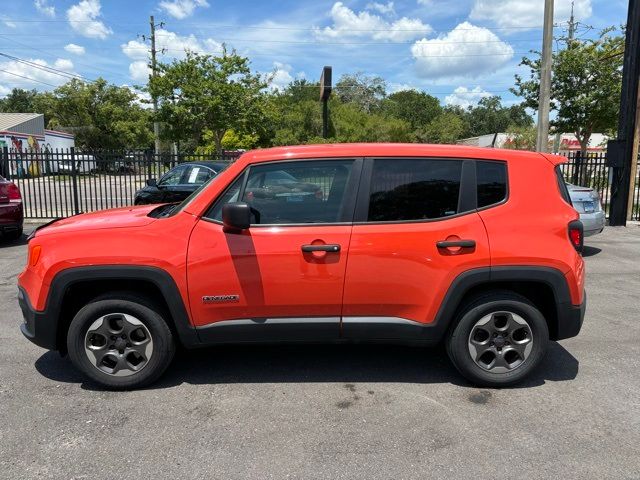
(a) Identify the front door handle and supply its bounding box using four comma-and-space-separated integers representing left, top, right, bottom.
301, 244, 341, 253
436, 240, 476, 249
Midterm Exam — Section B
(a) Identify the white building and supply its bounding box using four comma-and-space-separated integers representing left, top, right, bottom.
0, 113, 75, 152
456, 132, 608, 154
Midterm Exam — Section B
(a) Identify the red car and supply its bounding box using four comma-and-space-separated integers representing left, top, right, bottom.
18, 144, 585, 389
0, 175, 23, 241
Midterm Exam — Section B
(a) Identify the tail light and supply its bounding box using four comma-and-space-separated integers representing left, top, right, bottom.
8, 183, 21, 202
568, 220, 584, 253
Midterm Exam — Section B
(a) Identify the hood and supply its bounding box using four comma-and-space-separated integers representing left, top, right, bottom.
35, 204, 159, 237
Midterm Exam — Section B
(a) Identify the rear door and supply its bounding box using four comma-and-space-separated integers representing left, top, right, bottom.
342, 157, 491, 339
186, 158, 362, 342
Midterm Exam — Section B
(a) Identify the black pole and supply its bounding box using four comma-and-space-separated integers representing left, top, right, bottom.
609, 0, 640, 226
322, 99, 329, 139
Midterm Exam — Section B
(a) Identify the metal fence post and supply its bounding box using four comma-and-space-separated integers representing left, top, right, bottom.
145, 149, 153, 179
70, 147, 80, 215
1, 147, 8, 179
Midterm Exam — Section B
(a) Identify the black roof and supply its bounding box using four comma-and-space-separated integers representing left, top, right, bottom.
182, 161, 230, 173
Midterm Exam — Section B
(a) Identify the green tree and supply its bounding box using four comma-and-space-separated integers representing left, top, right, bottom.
512, 27, 624, 155
331, 102, 412, 142
334, 72, 387, 113
418, 112, 466, 144
464, 96, 532, 137
503, 125, 537, 150
44, 79, 152, 149
381, 90, 442, 131
148, 50, 268, 154
0, 88, 41, 113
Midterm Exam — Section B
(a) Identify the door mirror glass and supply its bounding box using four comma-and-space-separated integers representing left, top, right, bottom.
222, 202, 251, 232
146, 178, 157, 187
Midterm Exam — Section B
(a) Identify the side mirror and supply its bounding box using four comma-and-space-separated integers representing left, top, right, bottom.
222, 202, 251, 232
146, 178, 157, 187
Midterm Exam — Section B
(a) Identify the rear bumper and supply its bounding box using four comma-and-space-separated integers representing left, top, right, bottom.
580, 211, 606, 237
18, 287, 58, 350
554, 291, 586, 340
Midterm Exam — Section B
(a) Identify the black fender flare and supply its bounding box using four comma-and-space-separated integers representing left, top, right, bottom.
42, 265, 199, 350
432, 266, 578, 341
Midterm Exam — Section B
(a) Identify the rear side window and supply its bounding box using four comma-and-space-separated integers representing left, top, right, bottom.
477, 161, 507, 208
367, 159, 462, 221
555, 166, 572, 205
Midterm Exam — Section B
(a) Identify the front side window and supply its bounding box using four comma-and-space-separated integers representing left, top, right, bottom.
367, 159, 462, 221
159, 165, 187, 186
207, 175, 244, 221
242, 160, 354, 224
183, 165, 214, 185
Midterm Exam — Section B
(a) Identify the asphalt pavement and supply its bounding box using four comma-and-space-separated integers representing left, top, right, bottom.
0, 225, 639, 479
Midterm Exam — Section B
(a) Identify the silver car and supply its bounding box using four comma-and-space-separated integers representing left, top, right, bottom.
567, 184, 605, 237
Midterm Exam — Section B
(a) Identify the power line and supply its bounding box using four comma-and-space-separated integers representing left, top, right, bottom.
0, 52, 87, 81
0, 69, 59, 88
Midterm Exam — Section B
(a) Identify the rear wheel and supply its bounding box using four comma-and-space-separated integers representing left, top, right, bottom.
67, 295, 175, 389
446, 292, 549, 387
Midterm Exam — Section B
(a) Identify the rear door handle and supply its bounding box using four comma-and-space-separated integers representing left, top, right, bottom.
301, 244, 341, 253
436, 240, 476, 248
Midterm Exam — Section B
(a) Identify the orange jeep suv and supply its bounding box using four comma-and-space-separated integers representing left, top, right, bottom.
18, 144, 585, 389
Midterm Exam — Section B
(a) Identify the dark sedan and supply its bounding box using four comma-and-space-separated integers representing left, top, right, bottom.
0, 175, 23, 241
134, 162, 228, 205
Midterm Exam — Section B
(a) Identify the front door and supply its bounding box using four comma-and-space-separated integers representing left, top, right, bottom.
342, 157, 491, 339
187, 158, 361, 342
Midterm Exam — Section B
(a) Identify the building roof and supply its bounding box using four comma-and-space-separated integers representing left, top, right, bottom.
0, 113, 45, 135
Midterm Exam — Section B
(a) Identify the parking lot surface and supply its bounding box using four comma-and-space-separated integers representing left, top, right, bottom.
1, 226, 639, 479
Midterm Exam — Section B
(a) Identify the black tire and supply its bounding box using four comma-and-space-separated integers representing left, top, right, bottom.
446, 291, 549, 387
4, 227, 23, 241
67, 294, 175, 390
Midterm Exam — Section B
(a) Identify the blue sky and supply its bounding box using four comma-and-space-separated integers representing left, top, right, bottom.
0, 0, 629, 108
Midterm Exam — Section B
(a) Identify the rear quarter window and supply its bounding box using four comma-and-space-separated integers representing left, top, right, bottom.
477, 161, 507, 208
555, 166, 573, 205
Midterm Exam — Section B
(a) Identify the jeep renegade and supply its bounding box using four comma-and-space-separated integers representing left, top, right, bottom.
18, 144, 586, 389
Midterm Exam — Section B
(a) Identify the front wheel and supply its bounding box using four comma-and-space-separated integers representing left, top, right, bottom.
67, 296, 175, 389
446, 292, 549, 387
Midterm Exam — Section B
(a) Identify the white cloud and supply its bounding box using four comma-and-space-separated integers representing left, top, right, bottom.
0, 57, 77, 91
159, 0, 209, 19
129, 61, 151, 82
470, 0, 592, 29
316, 2, 432, 42
64, 43, 85, 55
122, 29, 223, 81
389, 83, 417, 93
268, 62, 300, 91
34, 0, 55, 17
3, 19, 17, 28
411, 22, 513, 79
121, 39, 149, 61
54, 58, 74, 70
122, 29, 222, 61
445, 86, 492, 108
366, 2, 395, 15
67, 0, 112, 39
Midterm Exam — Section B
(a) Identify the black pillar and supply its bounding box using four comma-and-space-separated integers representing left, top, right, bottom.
609, 0, 640, 226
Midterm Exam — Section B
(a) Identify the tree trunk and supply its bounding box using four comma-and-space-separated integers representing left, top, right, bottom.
214, 130, 225, 157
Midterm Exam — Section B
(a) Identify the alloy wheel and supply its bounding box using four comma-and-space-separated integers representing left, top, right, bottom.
84, 313, 154, 376
467, 311, 533, 373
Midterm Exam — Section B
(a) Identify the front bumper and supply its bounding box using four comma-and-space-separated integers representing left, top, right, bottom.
554, 291, 586, 340
18, 287, 58, 350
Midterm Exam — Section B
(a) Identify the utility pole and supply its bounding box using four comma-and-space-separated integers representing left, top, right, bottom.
608, 0, 640, 225
567, 1, 576, 43
150, 15, 161, 156
536, 0, 554, 153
